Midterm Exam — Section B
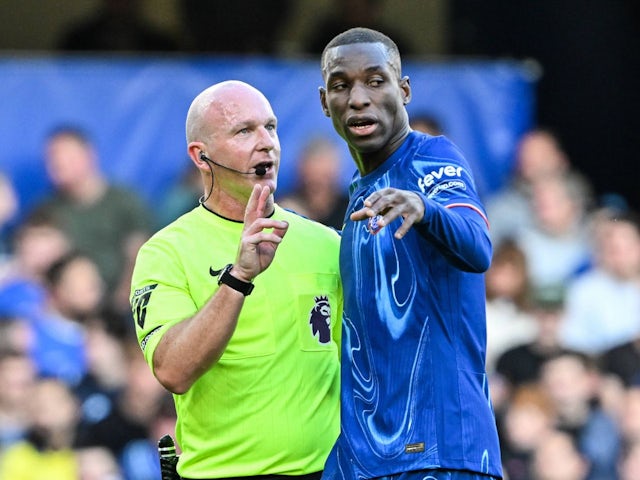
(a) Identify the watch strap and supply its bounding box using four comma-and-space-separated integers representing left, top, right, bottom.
218, 264, 254, 296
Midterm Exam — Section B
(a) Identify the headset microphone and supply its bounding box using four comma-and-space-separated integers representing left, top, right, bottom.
200, 152, 267, 176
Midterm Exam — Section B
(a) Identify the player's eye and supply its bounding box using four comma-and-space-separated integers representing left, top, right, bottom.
330, 81, 348, 91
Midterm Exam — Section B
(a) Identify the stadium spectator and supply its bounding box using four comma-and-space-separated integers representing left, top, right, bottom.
44, 251, 106, 326
0, 378, 82, 479
484, 238, 537, 373
0, 210, 71, 296
76, 340, 169, 474
73, 317, 129, 429
31, 125, 152, 315
514, 171, 594, 293
499, 383, 557, 480
617, 385, 640, 447
618, 440, 640, 480
529, 428, 590, 480
119, 395, 177, 480
0, 215, 88, 387
539, 351, 621, 480
0, 348, 36, 451
278, 136, 349, 230
484, 128, 571, 246
494, 286, 569, 391
560, 209, 640, 355
76, 446, 124, 480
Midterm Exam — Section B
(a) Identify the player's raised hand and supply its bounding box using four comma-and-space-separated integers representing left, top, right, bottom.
350, 188, 425, 239
234, 184, 288, 281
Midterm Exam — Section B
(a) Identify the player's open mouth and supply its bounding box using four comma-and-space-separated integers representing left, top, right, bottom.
347, 117, 377, 136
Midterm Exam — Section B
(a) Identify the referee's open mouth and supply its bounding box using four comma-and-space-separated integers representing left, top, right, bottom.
253, 161, 274, 175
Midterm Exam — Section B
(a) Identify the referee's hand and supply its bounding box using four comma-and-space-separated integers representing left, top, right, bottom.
235, 184, 289, 282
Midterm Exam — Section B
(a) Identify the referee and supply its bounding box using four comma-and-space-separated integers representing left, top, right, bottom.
130, 81, 342, 479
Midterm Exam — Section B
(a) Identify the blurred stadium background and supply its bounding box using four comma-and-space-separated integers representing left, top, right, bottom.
1, 0, 638, 212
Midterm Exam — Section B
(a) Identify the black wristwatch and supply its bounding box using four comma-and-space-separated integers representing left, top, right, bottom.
217, 264, 254, 296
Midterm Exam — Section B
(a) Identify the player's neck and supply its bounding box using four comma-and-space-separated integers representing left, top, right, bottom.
351, 128, 411, 176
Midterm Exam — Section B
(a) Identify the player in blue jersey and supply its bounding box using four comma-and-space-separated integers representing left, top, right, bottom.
318, 28, 503, 480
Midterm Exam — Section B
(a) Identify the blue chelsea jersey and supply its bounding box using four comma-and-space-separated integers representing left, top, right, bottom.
334, 131, 502, 478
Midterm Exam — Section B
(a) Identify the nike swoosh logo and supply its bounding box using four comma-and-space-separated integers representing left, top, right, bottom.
209, 266, 223, 277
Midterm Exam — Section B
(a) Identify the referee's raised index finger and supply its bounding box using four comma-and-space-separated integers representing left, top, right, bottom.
244, 184, 263, 221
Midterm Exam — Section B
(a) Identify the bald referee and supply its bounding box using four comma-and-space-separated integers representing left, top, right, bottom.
130, 81, 342, 479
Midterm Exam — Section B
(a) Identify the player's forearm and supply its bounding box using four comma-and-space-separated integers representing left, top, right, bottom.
152, 287, 245, 394
416, 200, 492, 272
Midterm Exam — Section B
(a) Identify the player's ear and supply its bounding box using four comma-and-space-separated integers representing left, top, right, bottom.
319, 87, 330, 117
400, 76, 412, 106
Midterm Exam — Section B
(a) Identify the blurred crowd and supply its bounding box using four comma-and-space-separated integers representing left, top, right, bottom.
483, 128, 640, 480
0, 127, 176, 479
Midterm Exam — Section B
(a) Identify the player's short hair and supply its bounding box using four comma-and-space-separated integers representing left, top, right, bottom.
321, 27, 402, 78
